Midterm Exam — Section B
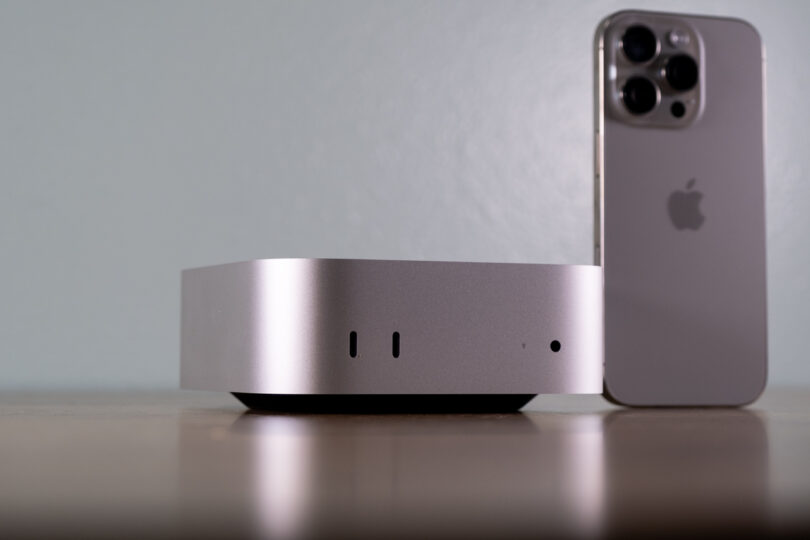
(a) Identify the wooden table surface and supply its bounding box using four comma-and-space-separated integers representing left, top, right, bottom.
1, 389, 808, 539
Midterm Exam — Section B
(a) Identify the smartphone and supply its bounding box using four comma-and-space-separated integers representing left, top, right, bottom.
595, 10, 767, 406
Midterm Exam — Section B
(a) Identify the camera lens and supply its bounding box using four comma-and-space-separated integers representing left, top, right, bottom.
622, 77, 658, 115
621, 25, 658, 63
665, 54, 699, 91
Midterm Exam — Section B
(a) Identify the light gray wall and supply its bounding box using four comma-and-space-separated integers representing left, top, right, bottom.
1, 0, 807, 389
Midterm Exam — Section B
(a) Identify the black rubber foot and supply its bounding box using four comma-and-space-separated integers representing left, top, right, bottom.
232, 393, 535, 414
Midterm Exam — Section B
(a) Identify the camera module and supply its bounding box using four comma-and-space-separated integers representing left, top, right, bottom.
621, 25, 658, 63
622, 77, 659, 115
665, 54, 699, 91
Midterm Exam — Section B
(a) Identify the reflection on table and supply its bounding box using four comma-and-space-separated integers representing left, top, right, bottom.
178, 407, 768, 539
3, 391, 807, 539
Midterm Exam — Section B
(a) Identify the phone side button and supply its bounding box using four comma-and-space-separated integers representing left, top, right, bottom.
594, 131, 603, 179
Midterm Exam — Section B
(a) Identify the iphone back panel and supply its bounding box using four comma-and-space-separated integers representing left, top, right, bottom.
595, 10, 767, 406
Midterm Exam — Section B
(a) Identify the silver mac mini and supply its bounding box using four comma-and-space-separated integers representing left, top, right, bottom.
181, 258, 603, 412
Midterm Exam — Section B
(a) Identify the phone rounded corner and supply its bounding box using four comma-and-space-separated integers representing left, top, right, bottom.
593, 14, 612, 49
735, 370, 768, 408
594, 9, 652, 38
602, 375, 631, 408
717, 16, 765, 62
729, 16, 763, 45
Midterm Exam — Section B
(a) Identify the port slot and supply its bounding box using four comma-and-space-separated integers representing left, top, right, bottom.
349, 331, 358, 358
392, 332, 400, 358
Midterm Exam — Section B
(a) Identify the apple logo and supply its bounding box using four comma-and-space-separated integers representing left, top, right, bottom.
668, 178, 705, 230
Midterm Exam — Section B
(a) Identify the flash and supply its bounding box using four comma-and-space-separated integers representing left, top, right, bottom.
668, 29, 690, 48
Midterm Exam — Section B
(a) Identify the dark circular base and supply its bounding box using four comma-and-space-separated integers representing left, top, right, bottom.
232, 393, 536, 414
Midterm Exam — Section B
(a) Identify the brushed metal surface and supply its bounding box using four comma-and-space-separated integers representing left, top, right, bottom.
181, 259, 603, 395
596, 11, 768, 406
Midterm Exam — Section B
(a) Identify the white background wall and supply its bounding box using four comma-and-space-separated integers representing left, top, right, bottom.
1, 0, 807, 389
